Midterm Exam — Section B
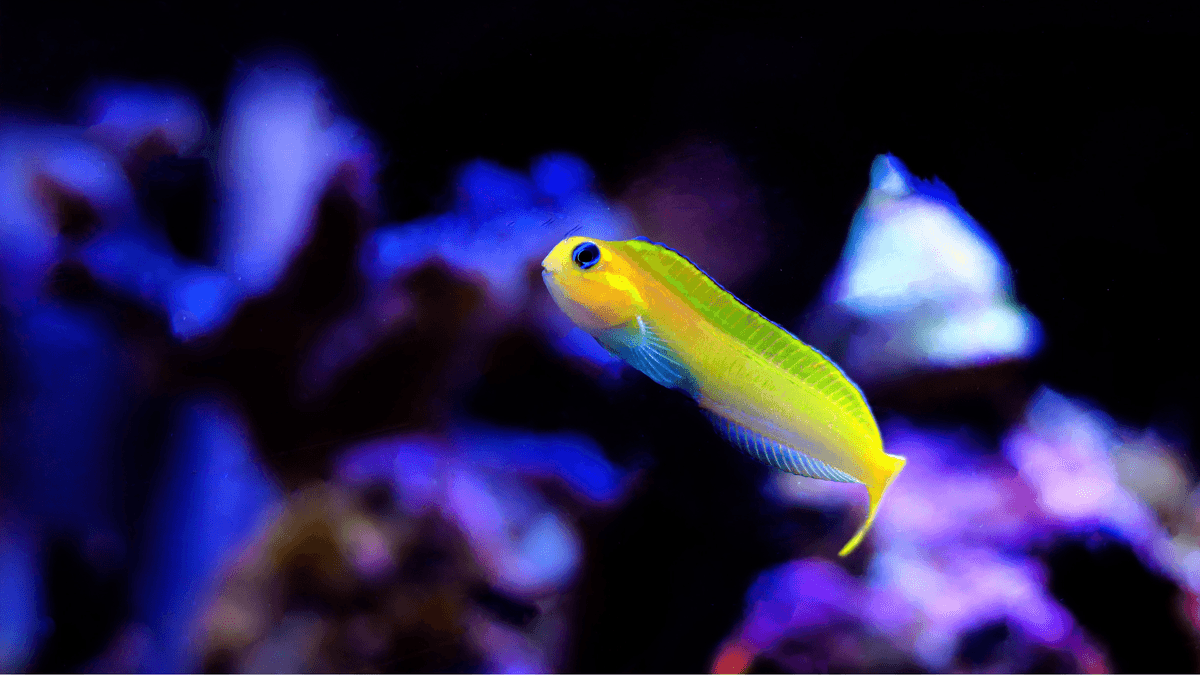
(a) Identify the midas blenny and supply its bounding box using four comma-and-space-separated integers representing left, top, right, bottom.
541, 236, 906, 556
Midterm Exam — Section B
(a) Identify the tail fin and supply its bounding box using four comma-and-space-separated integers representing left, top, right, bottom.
838, 453, 906, 557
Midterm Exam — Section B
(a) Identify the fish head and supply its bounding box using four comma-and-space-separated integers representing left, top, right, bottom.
541, 236, 644, 332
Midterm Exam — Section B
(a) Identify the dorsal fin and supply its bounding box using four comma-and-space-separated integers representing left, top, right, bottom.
617, 239, 876, 433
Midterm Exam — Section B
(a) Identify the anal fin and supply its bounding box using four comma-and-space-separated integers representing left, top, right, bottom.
703, 410, 862, 484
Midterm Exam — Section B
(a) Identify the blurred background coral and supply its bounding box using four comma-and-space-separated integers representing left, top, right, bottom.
0, 2, 1195, 672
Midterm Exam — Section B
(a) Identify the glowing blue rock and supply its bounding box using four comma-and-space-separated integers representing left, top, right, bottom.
216, 57, 376, 298
79, 227, 243, 340
531, 153, 594, 199
84, 83, 208, 157
297, 153, 634, 394
451, 424, 626, 505
133, 394, 281, 672
0, 304, 127, 536
336, 423, 628, 599
457, 160, 537, 219
366, 154, 633, 310
0, 526, 45, 672
0, 123, 134, 304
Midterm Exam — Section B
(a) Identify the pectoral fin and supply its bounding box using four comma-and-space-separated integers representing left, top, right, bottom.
596, 316, 698, 397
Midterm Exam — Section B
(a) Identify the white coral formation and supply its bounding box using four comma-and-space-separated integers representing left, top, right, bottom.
813, 154, 1042, 380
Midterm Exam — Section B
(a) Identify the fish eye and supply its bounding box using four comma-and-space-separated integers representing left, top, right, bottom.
572, 241, 600, 270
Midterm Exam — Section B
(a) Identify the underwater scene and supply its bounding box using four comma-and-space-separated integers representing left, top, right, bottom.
0, 4, 1194, 673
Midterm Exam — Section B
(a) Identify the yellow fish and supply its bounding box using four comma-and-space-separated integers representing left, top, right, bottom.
541, 236, 906, 556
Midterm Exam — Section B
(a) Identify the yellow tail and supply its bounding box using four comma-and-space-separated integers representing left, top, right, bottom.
838, 453, 906, 557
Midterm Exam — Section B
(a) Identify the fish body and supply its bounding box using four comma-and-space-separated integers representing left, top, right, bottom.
541, 236, 905, 556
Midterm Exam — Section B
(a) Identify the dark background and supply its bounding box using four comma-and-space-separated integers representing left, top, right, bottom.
5, 0, 1192, 441
2, 1, 1196, 671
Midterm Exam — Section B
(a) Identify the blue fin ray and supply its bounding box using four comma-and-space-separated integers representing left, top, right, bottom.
596, 316, 698, 397
703, 411, 861, 483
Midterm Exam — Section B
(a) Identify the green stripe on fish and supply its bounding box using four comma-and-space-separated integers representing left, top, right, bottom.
619, 239, 877, 434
